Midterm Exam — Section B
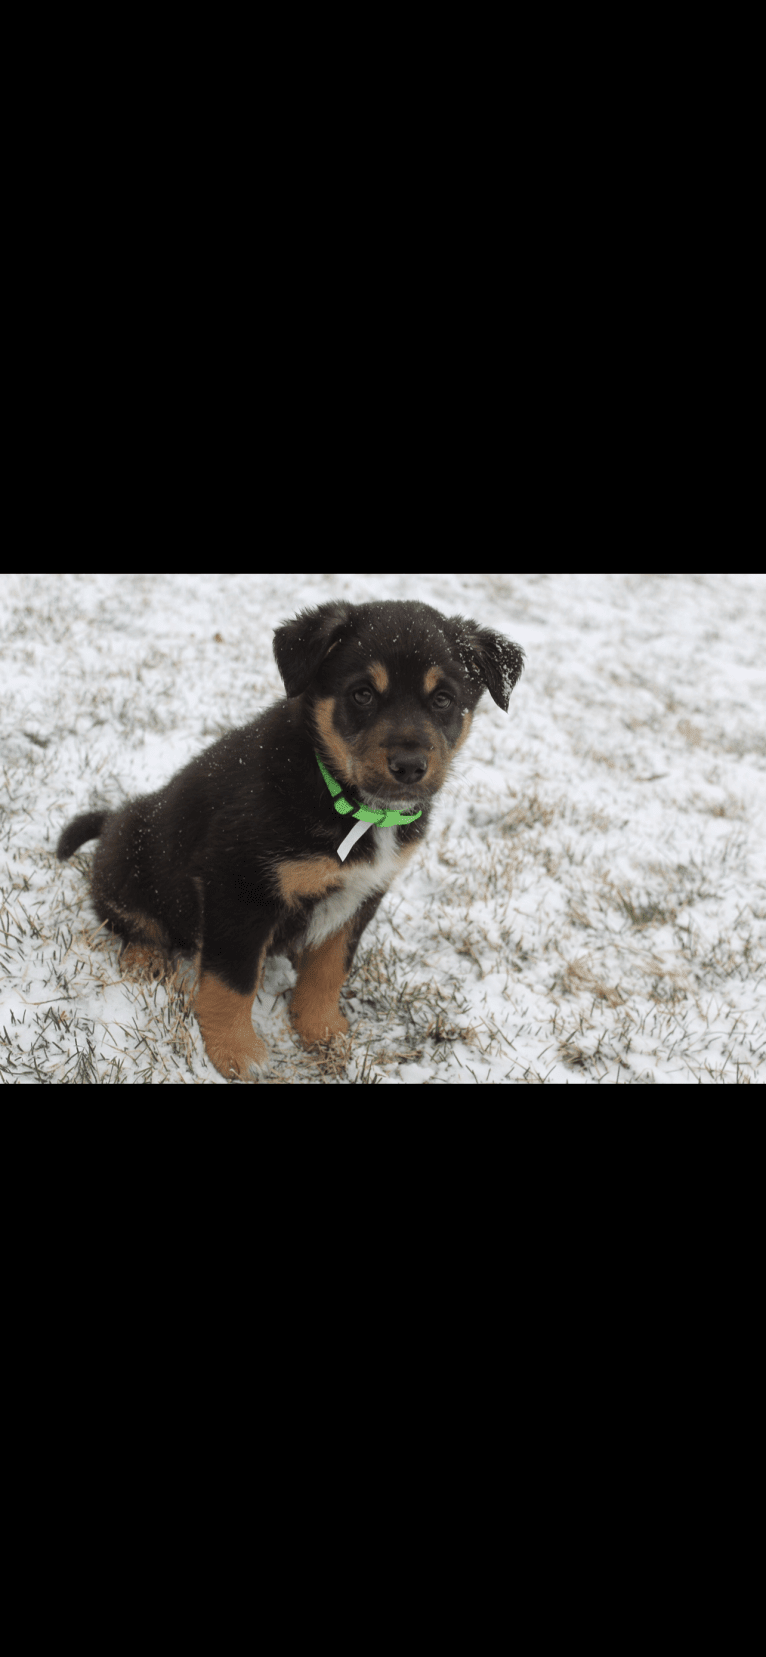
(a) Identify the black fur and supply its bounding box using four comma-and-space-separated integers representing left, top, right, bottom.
56, 811, 108, 861
57, 600, 524, 1075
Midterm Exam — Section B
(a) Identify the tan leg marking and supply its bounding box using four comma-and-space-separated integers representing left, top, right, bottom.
423, 665, 441, 695
108, 903, 168, 976
195, 973, 267, 1080
291, 924, 352, 1047
275, 856, 343, 906
369, 660, 389, 693
314, 698, 358, 786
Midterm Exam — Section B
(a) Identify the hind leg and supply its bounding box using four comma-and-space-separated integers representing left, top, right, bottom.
92, 887, 171, 955
93, 890, 170, 977
90, 803, 200, 963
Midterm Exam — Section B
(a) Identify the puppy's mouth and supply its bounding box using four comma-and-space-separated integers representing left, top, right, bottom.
358, 785, 427, 814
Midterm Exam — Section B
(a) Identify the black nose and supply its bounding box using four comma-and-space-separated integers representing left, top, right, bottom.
387, 750, 428, 784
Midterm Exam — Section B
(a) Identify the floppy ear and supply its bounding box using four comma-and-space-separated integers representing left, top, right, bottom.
448, 617, 525, 712
273, 602, 354, 698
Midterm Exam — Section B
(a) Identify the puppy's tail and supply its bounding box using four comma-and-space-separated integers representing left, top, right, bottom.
57, 811, 108, 861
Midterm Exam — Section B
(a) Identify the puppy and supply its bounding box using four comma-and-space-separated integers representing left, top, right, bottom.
57, 600, 524, 1079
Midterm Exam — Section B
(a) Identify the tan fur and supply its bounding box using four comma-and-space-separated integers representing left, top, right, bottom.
423, 665, 441, 695
277, 834, 418, 914
275, 856, 343, 906
120, 941, 164, 977
369, 660, 389, 693
314, 697, 357, 785
195, 971, 268, 1079
453, 710, 474, 752
291, 924, 352, 1046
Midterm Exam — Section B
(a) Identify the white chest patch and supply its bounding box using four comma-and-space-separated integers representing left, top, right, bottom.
302, 826, 404, 950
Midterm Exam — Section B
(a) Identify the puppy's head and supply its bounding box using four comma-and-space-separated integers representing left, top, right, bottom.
273, 599, 524, 810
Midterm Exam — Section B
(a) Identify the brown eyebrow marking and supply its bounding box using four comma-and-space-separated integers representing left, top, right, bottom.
424, 666, 442, 695
369, 661, 389, 693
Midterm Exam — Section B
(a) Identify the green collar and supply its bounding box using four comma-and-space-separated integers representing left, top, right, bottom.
315, 751, 422, 827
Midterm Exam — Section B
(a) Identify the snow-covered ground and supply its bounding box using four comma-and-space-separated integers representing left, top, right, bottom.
1, 571, 765, 1085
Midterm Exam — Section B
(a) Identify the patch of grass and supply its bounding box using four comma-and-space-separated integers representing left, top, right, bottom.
424, 1012, 479, 1048
646, 976, 688, 1006
558, 1040, 590, 1069
498, 792, 557, 834
302, 1032, 352, 1082
719, 730, 766, 760
647, 859, 720, 907
687, 793, 745, 819
617, 891, 677, 929
559, 956, 623, 1007
568, 903, 593, 928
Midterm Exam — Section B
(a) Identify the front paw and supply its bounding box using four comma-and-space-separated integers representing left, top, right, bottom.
292, 1007, 349, 1049
195, 973, 267, 1081
204, 1029, 268, 1080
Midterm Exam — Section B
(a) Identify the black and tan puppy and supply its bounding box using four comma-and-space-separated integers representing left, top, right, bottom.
57, 600, 524, 1079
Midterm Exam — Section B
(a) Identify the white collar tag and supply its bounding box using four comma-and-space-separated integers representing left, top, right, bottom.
336, 818, 373, 862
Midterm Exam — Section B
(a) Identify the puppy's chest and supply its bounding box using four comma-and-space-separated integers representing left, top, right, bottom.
284, 828, 405, 950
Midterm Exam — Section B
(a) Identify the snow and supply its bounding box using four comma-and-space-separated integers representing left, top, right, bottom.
2, 570, 765, 1085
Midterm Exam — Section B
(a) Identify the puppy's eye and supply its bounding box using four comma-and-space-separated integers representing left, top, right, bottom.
433, 692, 453, 709
353, 688, 374, 706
